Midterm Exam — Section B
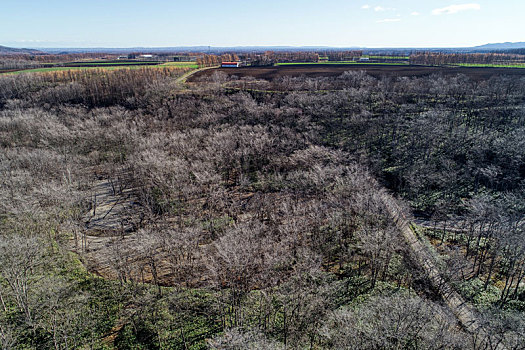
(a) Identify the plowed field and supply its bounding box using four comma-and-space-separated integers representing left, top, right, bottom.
189, 64, 525, 81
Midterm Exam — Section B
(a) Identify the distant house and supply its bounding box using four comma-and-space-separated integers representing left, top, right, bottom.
221, 62, 240, 68
140, 54, 154, 59
117, 56, 128, 60
359, 57, 370, 62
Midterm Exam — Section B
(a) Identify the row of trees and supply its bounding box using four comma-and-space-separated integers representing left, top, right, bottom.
321, 50, 363, 61
431, 193, 525, 308
196, 50, 364, 67
196, 54, 240, 67
410, 52, 525, 65
0, 58, 43, 70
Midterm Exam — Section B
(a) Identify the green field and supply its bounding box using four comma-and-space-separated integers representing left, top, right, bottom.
367, 55, 410, 60
160, 61, 199, 69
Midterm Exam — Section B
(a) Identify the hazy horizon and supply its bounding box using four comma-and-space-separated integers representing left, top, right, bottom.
2, 43, 520, 50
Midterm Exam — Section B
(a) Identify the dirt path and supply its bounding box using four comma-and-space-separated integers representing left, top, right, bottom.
382, 196, 507, 348
175, 65, 219, 85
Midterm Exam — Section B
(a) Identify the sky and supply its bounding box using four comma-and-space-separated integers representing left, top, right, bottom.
1, 0, 524, 48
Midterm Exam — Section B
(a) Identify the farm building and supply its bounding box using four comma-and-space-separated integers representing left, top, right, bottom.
221, 62, 240, 68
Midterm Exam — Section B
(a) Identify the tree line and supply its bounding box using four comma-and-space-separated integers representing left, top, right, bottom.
411, 52, 525, 65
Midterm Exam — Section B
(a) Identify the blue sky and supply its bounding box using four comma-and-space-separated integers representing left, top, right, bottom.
1, 0, 523, 48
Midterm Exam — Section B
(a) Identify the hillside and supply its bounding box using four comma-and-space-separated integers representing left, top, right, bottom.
475, 41, 525, 50
0, 45, 45, 55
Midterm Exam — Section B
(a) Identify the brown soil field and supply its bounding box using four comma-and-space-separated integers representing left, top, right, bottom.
189, 64, 525, 82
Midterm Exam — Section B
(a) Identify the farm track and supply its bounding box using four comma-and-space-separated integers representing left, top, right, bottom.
176, 65, 219, 85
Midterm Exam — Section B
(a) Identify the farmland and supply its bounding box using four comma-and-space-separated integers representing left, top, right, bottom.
453, 62, 525, 68
191, 63, 525, 81
160, 61, 199, 68
0, 59, 199, 75
276, 61, 409, 66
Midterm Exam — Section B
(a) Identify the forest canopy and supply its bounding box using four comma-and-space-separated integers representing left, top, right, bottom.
1, 66, 524, 349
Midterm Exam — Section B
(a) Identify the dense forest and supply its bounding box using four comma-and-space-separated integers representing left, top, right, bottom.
1, 66, 524, 349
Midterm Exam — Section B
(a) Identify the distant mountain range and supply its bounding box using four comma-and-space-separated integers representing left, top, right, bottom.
474, 42, 525, 50
0, 45, 45, 55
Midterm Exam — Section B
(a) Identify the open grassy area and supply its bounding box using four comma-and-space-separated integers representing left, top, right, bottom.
367, 55, 410, 60
1, 63, 199, 75
161, 61, 199, 69
1, 60, 197, 75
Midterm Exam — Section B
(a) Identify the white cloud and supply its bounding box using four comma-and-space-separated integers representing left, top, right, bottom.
376, 18, 401, 23
411, 12, 420, 16
432, 3, 481, 15
361, 4, 370, 9
374, 6, 396, 12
